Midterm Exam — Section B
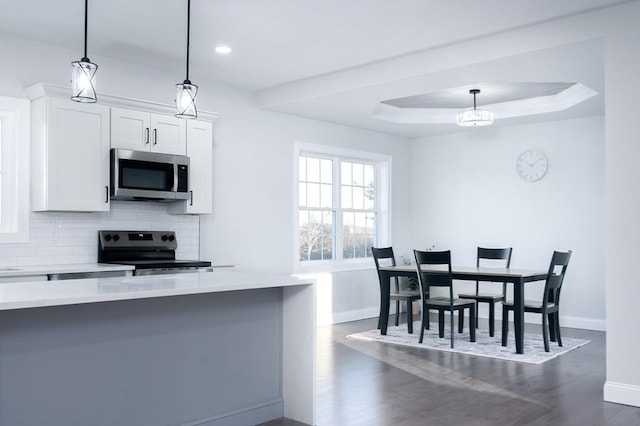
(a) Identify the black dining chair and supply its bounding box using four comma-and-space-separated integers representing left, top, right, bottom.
414, 249, 476, 348
458, 247, 512, 337
372, 247, 421, 333
501, 250, 572, 352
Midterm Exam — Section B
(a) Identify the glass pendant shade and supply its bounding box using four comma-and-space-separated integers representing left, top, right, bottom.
456, 108, 494, 126
175, 81, 198, 119
71, 58, 98, 103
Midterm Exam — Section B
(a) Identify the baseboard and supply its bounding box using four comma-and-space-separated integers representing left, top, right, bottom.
604, 381, 640, 407
178, 399, 284, 426
328, 307, 380, 325
328, 306, 606, 331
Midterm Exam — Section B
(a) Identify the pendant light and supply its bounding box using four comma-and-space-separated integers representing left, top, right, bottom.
175, 0, 198, 119
456, 89, 493, 127
71, 0, 98, 103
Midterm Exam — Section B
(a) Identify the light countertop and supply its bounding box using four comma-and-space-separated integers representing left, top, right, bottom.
0, 269, 314, 310
0, 263, 135, 278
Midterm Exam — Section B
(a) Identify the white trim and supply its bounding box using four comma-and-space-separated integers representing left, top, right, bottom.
0, 95, 30, 243
604, 382, 640, 408
321, 306, 380, 326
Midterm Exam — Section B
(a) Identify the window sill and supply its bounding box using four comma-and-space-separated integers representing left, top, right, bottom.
295, 259, 375, 274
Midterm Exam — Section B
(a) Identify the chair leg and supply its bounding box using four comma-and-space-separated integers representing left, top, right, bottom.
469, 305, 476, 342
542, 311, 550, 352
450, 308, 455, 349
488, 302, 495, 337
549, 312, 556, 342
501, 307, 509, 346
407, 300, 413, 334
554, 312, 563, 347
395, 300, 400, 327
475, 302, 480, 329
438, 310, 445, 338
419, 308, 426, 343
458, 309, 464, 333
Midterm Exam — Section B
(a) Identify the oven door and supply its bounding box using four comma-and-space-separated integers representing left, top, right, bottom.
110, 149, 190, 201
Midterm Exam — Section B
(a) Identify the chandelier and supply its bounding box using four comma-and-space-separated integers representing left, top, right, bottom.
457, 89, 493, 127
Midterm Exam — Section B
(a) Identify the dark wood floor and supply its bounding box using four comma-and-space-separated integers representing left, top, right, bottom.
261, 315, 640, 426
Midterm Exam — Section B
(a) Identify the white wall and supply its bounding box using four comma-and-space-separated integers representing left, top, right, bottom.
0, 32, 413, 325
410, 116, 605, 330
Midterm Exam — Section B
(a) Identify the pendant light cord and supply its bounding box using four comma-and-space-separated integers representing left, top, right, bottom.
83, 0, 88, 59
185, 0, 191, 82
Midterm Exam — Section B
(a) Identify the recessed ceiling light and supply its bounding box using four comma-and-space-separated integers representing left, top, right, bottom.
215, 45, 232, 55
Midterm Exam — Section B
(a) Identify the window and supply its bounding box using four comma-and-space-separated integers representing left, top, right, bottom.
295, 142, 390, 271
0, 96, 29, 243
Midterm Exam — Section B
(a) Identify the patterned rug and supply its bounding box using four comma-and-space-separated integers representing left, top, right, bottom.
346, 321, 590, 364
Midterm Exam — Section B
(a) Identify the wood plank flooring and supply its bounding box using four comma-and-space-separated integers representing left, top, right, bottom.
261, 316, 640, 426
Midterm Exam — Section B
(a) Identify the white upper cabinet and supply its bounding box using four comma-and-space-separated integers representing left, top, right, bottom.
30, 96, 111, 212
111, 107, 186, 155
169, 120, 213, 215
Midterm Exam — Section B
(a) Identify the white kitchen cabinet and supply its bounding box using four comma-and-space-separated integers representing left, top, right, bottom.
30, 96, 111, 212
169, 120, 213, 215
111, 107, 186, 155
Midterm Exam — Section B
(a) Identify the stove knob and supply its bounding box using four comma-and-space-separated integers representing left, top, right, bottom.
104, 234, 112, 242
168, 234, 175, 242
161, 234, 169, 241
112, 234, 120, 242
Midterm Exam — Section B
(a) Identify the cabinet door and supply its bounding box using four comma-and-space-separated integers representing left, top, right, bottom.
111, 107, 151, 151
151, 114, 186, 155
169, 120, 212, 215
40, 98, 110, 211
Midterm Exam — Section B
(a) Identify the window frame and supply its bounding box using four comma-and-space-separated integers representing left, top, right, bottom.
0, 96, 30, 243
294, 141, 391, 273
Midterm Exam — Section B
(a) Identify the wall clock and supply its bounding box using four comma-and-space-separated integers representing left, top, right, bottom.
516, 150, 548, 182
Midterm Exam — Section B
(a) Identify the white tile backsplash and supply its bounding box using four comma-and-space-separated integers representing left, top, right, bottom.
0, 201, 199, 267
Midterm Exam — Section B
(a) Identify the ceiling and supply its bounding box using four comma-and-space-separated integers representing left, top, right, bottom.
0, 0, 629, 138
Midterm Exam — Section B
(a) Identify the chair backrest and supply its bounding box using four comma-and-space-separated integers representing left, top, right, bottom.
414, 249, 453, 300
371, 247, 396, 270
476, 247, 513, 294
543, 250, 572, 308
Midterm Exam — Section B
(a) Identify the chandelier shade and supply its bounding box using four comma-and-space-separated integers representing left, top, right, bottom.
175, 0, 198, 119
71, 0, 97, 103
457, 89, 493, 127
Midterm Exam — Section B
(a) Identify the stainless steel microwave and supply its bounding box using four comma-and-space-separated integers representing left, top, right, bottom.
110, 149, 189, 202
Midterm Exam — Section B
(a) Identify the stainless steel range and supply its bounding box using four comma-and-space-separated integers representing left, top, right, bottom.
98, 230, 212, 276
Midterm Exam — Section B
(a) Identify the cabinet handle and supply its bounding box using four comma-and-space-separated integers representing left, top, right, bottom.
153, 128, 157, 145
105, 186, 109, 203
190, 190, 193, 206
145, 127, 150, 145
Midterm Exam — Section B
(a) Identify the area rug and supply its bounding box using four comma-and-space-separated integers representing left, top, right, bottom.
346, 321, 590, 364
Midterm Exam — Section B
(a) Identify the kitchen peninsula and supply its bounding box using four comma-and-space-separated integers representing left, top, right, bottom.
0, 270, 316, 426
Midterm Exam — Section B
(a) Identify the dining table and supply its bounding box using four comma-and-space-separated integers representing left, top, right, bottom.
376, 265, 548, 354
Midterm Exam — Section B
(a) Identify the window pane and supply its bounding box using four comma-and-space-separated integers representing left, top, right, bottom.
306, 157, 319, 182
352, 163, 363, 185
353, 187, 364, 209
299, 157, 306, 181
320, 183, 332, 208
299, 182, 307, 207
364, 164, 374, 187
343, 211, 376, 259
341, 186, 352, 209
341, 162, 351, 185
320, 158, 332, 184
300, 209, 335, 261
